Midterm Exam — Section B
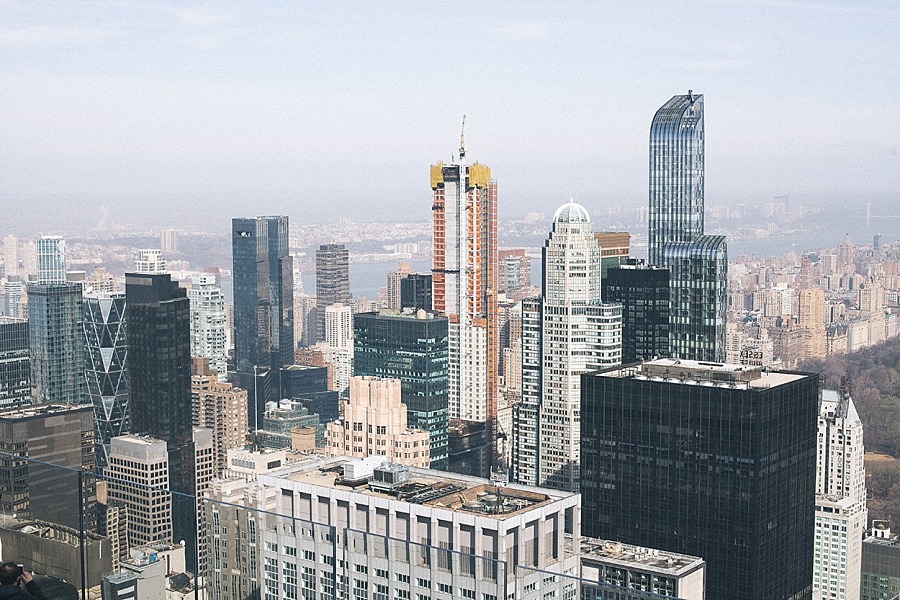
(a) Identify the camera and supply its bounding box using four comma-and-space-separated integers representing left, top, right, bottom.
16, 564, 23, 577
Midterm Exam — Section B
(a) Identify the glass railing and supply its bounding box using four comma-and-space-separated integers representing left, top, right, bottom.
0, 451, 686, 600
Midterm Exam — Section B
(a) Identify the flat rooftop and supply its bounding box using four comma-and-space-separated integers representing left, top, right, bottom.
270, 456, 575, 519
602, 358, 807, 389
0, 403, 91, 420
581, 537, 704, 576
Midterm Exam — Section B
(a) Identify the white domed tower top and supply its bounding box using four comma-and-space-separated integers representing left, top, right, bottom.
553, 201, 591, 224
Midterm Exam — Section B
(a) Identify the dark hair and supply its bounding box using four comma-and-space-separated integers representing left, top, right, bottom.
0, 562, 22, 585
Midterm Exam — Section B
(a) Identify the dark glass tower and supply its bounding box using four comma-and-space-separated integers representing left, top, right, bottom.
0, 317, 30, 409
83, 293, 129, 468
648, 92, 704, 266
232, 216, 294, 424
353, 309, 449, 470
125, 273, 192, 446
602, 262, 670, 364
400, 273, 432, 311
581, 359, 818, 600
315, 243, 350, 342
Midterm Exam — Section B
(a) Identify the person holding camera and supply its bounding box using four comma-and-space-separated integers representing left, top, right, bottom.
0, 563, 47, 600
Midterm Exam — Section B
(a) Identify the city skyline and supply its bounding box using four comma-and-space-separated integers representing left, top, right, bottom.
1, 3, 898, 228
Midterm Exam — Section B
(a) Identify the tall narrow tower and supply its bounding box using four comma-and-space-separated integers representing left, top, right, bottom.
649, 92, 727, 361
315, 243, 351, 342
232, 216, 294, 422
648, 92, 704, 266
430, 117, 499, 474
28, 236, 84, 404
514, 202, 622, 492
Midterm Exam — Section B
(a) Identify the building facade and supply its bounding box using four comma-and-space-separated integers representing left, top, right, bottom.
602, 262, 670, 364
191, 358, 248, 476
430, 129, 499, 473
400, 273, 432, 311
353, 308, 449, 470
0, 403, 96, 531
325, 376, 430, 467
83, 292, 129, 468
581, 359, 819, 600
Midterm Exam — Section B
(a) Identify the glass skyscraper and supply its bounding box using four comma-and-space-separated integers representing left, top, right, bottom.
315, 243, 350, 343
648, 92, 727, 361
83, 292, 128, 468
353, 309, 449, 470
648, 92, 705, 267
28, 235, 85, 404
232, 216, 294, 423
0, 316, 30, 409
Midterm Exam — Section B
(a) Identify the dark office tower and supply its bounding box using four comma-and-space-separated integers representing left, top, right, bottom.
581, 359, 819, 600
400, 273, 432, 311
280, 364, 339, 424
648, 91, 704, 266
232, 216, 295, 424
665, 235, 728, 362
315, 243, 350, 341
602, 262, 670, 364
0, 403, 96, 531
126, 273, 192, 444
83, 293, 129, 468
354, 309, 449, 470
0, 317, 31, 409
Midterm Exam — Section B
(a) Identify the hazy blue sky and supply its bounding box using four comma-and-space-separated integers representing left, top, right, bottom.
1, 1, 898, 228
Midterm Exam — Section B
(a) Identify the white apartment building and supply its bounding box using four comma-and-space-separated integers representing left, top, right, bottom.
814, 383, 867, 600
187, 274, 228, 381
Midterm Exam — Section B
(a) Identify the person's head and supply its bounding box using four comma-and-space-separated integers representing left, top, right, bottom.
0, 562, 22, 585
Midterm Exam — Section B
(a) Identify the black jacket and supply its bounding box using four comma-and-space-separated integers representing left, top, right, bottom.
0, 581, 48, 600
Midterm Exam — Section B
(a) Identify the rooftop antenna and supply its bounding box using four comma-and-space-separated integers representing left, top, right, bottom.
459, 114, 467, 161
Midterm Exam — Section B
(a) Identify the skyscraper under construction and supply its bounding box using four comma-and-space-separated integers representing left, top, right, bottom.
430, 118, 498, 476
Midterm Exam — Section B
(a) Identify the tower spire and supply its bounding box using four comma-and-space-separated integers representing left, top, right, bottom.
459, 114, 467, 160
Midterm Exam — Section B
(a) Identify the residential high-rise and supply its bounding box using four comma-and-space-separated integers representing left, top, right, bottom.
430, 121, 499, 473
2, 235, 18, 277
648, 92, 727, 362
2, 276, 24, 318
28, 236, 83, 404
133, 248, 166, 274
191, 358, 248, 476
354, 308, 449, 469
602, 262, 670, 364
325, 376, 430, 467
0, 403, 96, 531
83, 292, 129, 468
516, 202, 622, 492
187, 274, 228, 381
499, 248, 531, 295
813, 379, 867, 600
315, 243, 350, 341
159, 229, 178, 253
648, 92, 705, 267
386, 261, 412, 310
0, 317, 30, 409
232, 216, 294, 422
581, 359, 819, 600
